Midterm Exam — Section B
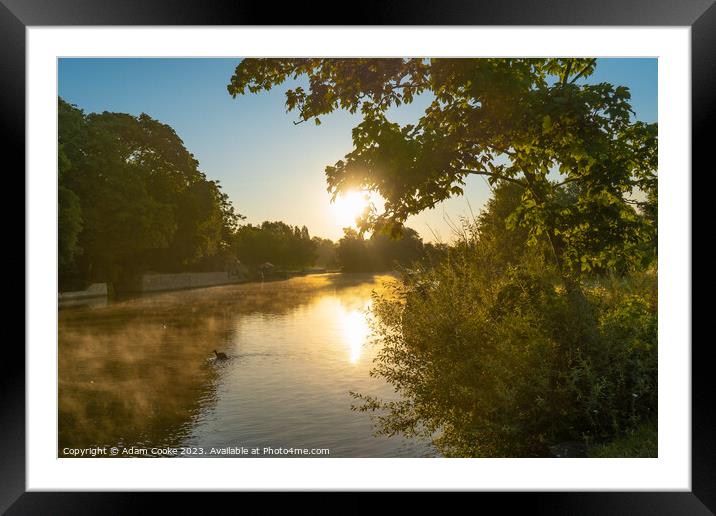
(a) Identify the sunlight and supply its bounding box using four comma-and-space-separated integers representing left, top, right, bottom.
332, 190, 370, 229
340, 306, 371, 364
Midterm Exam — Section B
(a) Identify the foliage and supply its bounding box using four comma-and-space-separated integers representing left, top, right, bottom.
58, 98, 241, 286
231, 221, 317, 270
352, 184, 657, 457
229, 60, 658, 456
336, 227, 429, 272
228, 58, 657, 276
312, 237, 339, 269
58, 145, 83, 272
587, 421, 657, 457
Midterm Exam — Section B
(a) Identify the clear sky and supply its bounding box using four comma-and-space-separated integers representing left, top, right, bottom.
58, 58, 657, 242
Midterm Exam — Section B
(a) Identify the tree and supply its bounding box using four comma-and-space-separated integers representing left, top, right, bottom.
58, 98, 240, 285
58, 145, 83, 273
336, 228, 372, 272
312, 236, 338, 268
336, 226, 426, 272
228, 59, 657, 278
476, 181, 535, 268
231, 221, 317, 270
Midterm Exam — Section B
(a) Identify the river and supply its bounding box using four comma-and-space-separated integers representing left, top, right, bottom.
58, 273, 435, 457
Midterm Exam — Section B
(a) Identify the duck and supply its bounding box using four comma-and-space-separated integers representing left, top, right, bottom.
213, 350, 228, 360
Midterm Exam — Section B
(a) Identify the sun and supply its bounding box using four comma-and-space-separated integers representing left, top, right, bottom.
332, 190, 370, 229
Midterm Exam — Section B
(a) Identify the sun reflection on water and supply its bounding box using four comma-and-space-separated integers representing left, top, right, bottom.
340, 304, 371, 364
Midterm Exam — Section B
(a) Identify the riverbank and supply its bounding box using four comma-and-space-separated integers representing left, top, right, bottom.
120, 271, 236, 294
59, 283, 108, 300
60, 268, 344, 304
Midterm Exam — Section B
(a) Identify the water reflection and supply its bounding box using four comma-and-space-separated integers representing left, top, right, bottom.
59, 273, 435, 457
340, 304, 371, 364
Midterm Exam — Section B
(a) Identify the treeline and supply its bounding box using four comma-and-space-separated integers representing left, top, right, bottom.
337, 228, 445, 272
58, 98, 433, 290
228, 223, 443, 273
231, 222, 316, 270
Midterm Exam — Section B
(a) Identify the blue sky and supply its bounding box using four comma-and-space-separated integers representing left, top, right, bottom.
58, 58, 657, 242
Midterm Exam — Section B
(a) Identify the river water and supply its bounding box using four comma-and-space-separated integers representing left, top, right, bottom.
58, 273, 435, 457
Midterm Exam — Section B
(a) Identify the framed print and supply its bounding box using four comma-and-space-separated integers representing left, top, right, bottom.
4, 0, 710, 512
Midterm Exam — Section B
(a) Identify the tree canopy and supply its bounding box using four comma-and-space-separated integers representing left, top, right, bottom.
59, 98, 240, 287
228, 58, 657, 276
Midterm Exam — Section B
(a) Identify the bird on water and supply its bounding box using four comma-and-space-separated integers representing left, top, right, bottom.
213, 350, 228, 360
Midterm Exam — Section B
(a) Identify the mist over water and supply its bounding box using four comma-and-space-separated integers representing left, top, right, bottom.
59, 273, 435, 457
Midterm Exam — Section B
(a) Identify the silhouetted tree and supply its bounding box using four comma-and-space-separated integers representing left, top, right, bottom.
232, 221, 317, 271
337, 227, 426, 272
228, 58, 657, 279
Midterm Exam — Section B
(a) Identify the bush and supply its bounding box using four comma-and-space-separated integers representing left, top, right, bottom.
570, 281, 657, 441
353, 224, 657, 457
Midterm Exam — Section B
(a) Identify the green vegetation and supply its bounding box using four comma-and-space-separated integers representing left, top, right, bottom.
359, 183, 657, 456
58, 99, 241, 290
337, 227, 445, 273
230, 58, 658, 457
588, 422, 658, 457
231, 221, 317, 270
312, 237, 340, 269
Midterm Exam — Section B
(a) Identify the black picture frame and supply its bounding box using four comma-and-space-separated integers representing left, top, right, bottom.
3, 0, 709, 512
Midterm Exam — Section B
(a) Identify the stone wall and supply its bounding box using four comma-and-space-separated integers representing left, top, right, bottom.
59, 283, 108, 300
139, 271, 232, 293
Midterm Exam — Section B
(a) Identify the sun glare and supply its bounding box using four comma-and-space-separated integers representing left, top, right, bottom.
332, 190, 371, 229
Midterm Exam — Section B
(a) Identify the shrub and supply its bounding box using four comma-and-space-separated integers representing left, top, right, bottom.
353, 235, 657, 457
